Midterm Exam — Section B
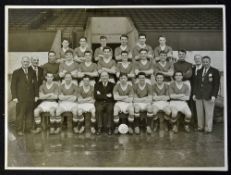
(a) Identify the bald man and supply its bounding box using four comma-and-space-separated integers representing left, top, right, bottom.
11, 56, 39, 136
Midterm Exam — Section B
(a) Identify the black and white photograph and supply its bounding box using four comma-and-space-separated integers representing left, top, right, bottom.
4, 5, 227, 171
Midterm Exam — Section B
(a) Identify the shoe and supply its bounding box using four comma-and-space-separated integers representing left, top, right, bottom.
54, 127, 61, 134
128, 127, 133, 134
90, 127, 96, 134
184, 125, 190, 133
146, 126, 152, 135
73, 127, 79, 134
204, 130, 212, 134
197, 128, 203, 132
32, 127, 41, 134
78, 126, 85, 134
49, 127, 55, 134
108, 128, 112, 135
172, 124, 178, 133
96, 128, 102, 135
114, 127, 119, 134
17, 131, 24, 136
134, 127, 140, 135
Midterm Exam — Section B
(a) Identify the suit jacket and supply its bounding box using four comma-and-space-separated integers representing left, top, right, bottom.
191, 65, 202, 88
94, 81, 115, 102
193, 66, 220, 100
11, 67, 39, 102
30, 66, 44, 87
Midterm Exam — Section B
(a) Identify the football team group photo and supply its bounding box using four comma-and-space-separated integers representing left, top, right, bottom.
5, 6, 226, 170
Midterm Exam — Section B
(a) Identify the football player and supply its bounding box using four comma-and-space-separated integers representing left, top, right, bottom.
114, 34, 132, 62
77, 75, 96, 134
133, 72, 153, 134
169, 71, 192, 133
94, 35, 108, 62
74, 36, 92, 63
34, 73, 59, 134
132, 33, 153, 62
59, 50, 79, 79
113, 73, 134, 134
152, 73, 171, 134
56, 73, 78, 134
97, 46, 117, 83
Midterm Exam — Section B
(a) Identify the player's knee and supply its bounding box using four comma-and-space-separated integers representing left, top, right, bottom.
128, 106, 134, 115
164, 107, 171, 116
50, 116, 56, 123
77, 109, 83, 116
171, 109, 178, 118
113, 106, 120, 115
34, 116, 41, 124
113, 115, 120, 123
134, 105, 140, 113
128, 116, 134, 122
34, 108, 41, 117
56, 116, 62, 123
50, 108, 56, 116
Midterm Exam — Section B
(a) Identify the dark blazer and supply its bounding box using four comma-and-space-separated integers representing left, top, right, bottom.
94, 81, 115, 102
193, 66, 220, 100
191, 65, 202, 88
30, 66, 44, 87
11, 67, 39, 102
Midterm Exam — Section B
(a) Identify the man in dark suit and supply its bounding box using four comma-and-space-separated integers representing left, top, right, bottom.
94, 71, 115, 135
190, 54, 203, 129
193, 56, 220, 133
11, 56, 39, 136
31, 55, 44, 87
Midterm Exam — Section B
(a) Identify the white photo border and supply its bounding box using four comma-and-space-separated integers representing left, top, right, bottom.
4, 5, 228, 171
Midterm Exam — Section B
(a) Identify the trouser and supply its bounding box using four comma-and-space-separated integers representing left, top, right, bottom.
189, 98, 197, 128
16, 101, 34, 132
195, 99, 215, 132
95, 101, 114, 129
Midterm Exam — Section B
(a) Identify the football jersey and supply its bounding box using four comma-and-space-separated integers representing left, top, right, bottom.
154, 61, 173, 81
153, 83, 169, 96
59, 83, 78, 96
58, 48, 74, 59
117, 62, 133, 74
169, 82, 190, 97
113, 83, 134, 97
98, 58, 116, 70
154, 45, 172, 58
59, 61, 78, 73
132, 43, 153, 59
40, 83, 58, 95
135, 60, 153, 72
133, 83, 152, 98
114, 45, 132, 58
79, 62, 97, 73
79, 85, 94, 99
74, 47, 92, 58
94, 47, 104, 60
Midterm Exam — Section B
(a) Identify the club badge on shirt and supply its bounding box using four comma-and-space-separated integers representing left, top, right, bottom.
208, 73, 213, 82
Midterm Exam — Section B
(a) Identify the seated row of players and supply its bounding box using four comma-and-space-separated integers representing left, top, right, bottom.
33, 70, 191, 135
56, 34, 173, 64
44, 47, 174, 85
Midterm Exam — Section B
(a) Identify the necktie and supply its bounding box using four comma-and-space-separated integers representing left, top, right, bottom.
24, 69, 28, 79
34, 68, 38, 81
203, 68, 207, 76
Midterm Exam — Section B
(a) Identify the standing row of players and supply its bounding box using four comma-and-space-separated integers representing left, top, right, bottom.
56, 34, 173, 64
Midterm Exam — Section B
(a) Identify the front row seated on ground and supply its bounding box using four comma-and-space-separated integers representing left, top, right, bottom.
33, 71, 192, 135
